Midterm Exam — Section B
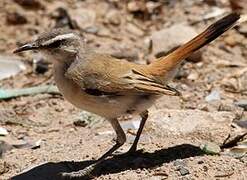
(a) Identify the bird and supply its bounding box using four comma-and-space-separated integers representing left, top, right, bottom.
14, 13, 244, 178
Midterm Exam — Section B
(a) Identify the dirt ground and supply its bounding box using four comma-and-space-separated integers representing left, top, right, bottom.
0, 0, 247, 180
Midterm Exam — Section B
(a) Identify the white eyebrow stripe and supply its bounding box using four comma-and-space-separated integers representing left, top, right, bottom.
42, 33, 78, 46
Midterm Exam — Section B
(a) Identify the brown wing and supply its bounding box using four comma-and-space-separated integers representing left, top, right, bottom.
124, 68, 181, 96
65, 53, 180, 96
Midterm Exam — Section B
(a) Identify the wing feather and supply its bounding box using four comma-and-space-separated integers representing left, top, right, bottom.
65, 53, 180, 96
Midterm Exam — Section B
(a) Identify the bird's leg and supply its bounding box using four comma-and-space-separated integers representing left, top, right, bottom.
61, 118, 126, 179
127, 110, 148, 153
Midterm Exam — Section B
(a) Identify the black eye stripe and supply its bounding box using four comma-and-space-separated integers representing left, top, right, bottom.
45, 39, 64, 48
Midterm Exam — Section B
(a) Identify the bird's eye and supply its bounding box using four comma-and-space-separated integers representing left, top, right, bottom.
46, 40, 63, 48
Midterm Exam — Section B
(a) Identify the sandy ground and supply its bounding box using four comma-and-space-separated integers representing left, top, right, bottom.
0, 0, 247, 179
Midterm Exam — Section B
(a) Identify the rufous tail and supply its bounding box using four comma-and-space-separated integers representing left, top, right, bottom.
148, 13, 244, 77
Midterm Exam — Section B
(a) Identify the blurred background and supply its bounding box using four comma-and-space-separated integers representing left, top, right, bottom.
0, 0, 246, 179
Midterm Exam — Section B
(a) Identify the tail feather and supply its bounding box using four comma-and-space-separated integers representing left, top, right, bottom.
148, 13, 242, 77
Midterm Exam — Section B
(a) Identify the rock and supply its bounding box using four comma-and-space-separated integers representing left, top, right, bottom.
147, 109, 234, 142
30, 139, 41, 149
0, 127, 8, 136
73, 111, 104, 127
127, 1, 146, 12
146, 1, 162, 14
143, 37, 152, 53
174, 160, 190, 176
126, 23, 144, 36
32, 54, 48, 74
151, 23, 202, 62
0, 55, 26, 80
203, 7, 226, 20
235, 119, 247, 129
110, 46, 139, 61
153, 167, 169, 177
200, 142, 221, 155
96, 43, 139, 61
11, 139, 28, 149
187, 72, 199, 81
175, 68, 189, 79
224, 35, 237, 46
6, 12, 27, 25
95, 131, 114, 136
224, 33, 245, 46
73, 119, 88, 127
223, 137, 247, 158
106, 10, 121, 25
238, 24, 247, 36
235, 100, 247, 110
173, 160, 186, 167
69, 9, 96, 30
52, 7, 76, 29
186, 51, 203, 63
198, 160, 204, 164
177, 166, 190, 176
13, 138, 42, 149
205, 89, 221, 102
13, 0, 43, 9
223, 103, 241, 113
222, 74, 246, 93
34, 60, 48, 74
84, 26, 99, 34
218, 103, 243, 119
224, 146, 247, 158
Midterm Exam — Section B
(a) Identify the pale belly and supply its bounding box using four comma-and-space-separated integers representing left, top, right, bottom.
58, 80, 158, 118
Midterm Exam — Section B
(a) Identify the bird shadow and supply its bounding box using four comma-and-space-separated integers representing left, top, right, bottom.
12, 144, 204, 180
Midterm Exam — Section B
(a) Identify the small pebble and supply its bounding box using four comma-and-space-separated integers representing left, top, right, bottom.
205, 89, 221, 102
106, 10, 121, 25
6, 12, 27, 25
127, 1, 146, 12
235, 100, 247, 110
14, 0, 43, 9
200, 142, 221, 155
198, 160, 204, 164
126, 23, 144, 36
84, 26, 99, 34
95, 131, 114, 136
30, 139, 41, 149
0, 127, 8, 136
173, 159, 186, 167
33, 60, 49, 74
177, 166, 190, 176
187, 72, 199, 81
238, 24, 247, 36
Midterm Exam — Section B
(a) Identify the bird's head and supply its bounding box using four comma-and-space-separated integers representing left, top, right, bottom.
14, 29, 83, 63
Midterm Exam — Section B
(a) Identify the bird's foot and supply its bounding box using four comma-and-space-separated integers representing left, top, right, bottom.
126, 147, 145, 156
126, 145, 137, 155
113, 145, 137, 156
61, 164, 95, 179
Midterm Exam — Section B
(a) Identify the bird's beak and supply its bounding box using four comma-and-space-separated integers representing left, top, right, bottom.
13, 42, 39, 53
